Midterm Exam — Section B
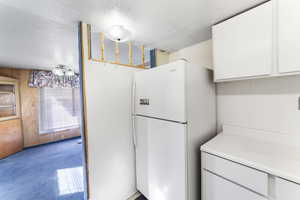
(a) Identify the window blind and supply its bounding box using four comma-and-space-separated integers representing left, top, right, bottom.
39, 87, 80, 134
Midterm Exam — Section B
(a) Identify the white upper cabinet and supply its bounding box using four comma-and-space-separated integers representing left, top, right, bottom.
278, 0, 300, 73
213, 2, 273, 81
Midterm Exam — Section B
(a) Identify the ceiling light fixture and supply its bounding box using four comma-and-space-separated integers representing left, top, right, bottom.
104, 0, 131, 43
105, 25, 131, 42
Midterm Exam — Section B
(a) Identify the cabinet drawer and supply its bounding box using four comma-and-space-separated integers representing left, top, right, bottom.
275, 178, 300, 200
202, 152, 268, 196
203, 170, 267, 200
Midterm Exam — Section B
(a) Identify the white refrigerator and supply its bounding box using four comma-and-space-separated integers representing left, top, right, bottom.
133, 60, 216, 200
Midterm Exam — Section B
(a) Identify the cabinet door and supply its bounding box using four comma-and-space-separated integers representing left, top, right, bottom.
275, 178, 300, 200
0, 119, 23, 159
213, 2, 273, 81
278, 0, 300, 73
202, 170, 267, 200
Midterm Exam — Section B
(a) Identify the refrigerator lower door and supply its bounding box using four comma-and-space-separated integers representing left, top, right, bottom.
135, 116, 149, 198
135, 116, 187, 200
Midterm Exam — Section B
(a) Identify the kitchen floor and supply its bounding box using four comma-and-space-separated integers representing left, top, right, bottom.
0, 138, 85, 200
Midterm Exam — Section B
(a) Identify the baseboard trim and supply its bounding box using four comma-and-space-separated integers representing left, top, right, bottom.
24, 136, 81, 149
88, 191, 141, 200
127, 192, 141, 200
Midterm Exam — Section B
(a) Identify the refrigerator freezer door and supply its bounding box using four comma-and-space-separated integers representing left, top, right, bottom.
134, 60, 187, 123
135, 116, 187, 200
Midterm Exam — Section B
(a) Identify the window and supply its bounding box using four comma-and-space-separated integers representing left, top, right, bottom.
39, 87, 80, 134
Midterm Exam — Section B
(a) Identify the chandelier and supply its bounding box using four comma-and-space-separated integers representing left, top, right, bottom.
50, 65, 78, 88
52, 65, 75, 77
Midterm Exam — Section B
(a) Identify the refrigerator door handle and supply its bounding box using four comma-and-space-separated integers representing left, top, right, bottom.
132, 116, 137, 147
132, 80, 137, 147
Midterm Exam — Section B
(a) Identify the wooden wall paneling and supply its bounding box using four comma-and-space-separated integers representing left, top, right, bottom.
0, 108, 14, 118
19, 69, 39, 146
0, 68, 14, 78
0, 68, 80, 148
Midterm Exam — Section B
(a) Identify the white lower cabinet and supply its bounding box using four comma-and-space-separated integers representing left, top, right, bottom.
275, 178, 300, 200
201, 152, 300, 200
202, 170, 266, 200
202, 153, 268, 196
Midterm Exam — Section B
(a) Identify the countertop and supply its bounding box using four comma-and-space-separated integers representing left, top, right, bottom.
201, 125, 300, 184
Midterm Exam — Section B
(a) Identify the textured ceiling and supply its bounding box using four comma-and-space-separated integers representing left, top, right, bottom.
0, 0, 266, 52
0, 0, 266, 70
0, 3, 79, 71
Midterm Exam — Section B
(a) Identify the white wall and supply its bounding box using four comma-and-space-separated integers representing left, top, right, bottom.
84, 62, 138, 200
217, 75, 300, 135
81, 23, 139, 200
178, 39, 300, 138
170, 40, 213, 70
